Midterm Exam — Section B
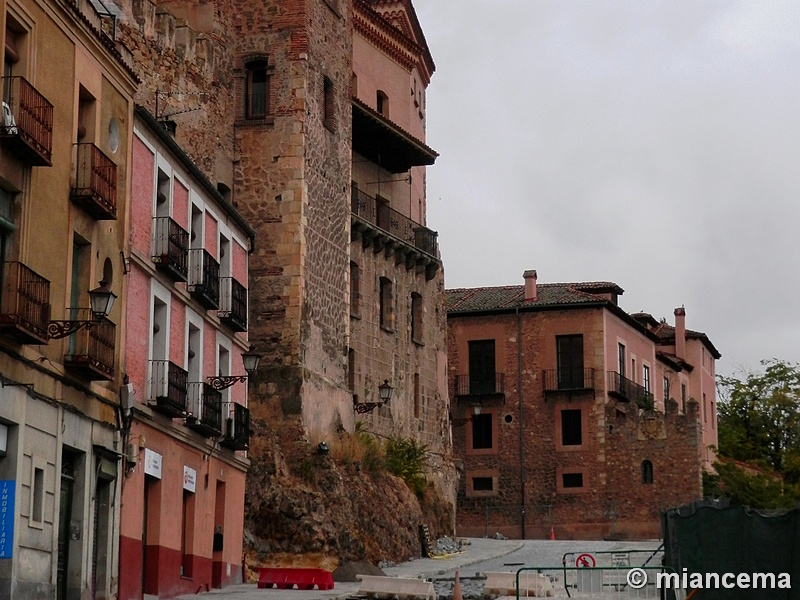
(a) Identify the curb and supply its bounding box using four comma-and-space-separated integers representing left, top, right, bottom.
421, 541, 526, 578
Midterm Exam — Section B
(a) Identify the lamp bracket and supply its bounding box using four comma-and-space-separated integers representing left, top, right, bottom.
353, 401, 386, 414
207, 375, 248, 391
48, 319, 99, 340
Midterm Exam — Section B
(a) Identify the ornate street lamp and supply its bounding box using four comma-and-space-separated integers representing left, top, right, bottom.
354, 379, 394, 414
451, 402, 483, 427
207, 346, 261, 391
48, 280, 117, 339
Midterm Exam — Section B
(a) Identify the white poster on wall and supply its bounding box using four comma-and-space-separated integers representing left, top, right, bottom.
144, 449, 162, 479
183, 466, 196, 493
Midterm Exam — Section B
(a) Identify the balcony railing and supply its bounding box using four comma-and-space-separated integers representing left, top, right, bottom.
543, 368, 595, 393
220, 402, 250, 451
219, 277, 247, 332
351, 187, 439, 258
453, 373, 505, 398
186, 383, 223, 437
63, 309, 115, 380
152, 217, 189, 282
607, 371, 655, 410
1, 76, 53, 166
71, 142, 117, 220
0, 261, 51, 344
149, 359, 188, 417
188, 249, 220, 310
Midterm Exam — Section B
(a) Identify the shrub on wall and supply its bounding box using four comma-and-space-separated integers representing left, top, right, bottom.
384, 436, 429, 494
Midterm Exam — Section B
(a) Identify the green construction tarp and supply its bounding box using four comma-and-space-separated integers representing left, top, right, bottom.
662, 501, 800, 599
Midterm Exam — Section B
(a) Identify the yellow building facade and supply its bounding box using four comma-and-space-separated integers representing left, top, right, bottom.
0, 0, 136, 597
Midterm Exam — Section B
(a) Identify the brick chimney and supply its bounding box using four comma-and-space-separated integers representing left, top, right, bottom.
523, 270, 537, 301
674, 306, 686, 359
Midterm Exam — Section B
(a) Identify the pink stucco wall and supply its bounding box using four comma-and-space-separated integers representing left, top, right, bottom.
125, 266, 151, 403
205, 213, 218, 258
173, 180, 189, 229
353, 34, 424, 140
232, 241, 247, 285
119, 422, 247, 594
131, 135, 155, 255
603, 312, 656, 392
204, 322, 217, 378
170, 296, 186, 366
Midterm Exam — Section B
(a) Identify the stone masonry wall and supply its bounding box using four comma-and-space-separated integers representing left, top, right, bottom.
117, 0, 235, 183
349, 242, 453, 503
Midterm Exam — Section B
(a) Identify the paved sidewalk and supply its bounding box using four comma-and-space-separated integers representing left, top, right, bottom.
174, 538, 524, 600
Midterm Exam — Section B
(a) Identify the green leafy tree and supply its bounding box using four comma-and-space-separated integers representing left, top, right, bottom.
712, 360, 800, 506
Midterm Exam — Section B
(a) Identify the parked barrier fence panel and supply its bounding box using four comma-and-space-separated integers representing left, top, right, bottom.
505, 566, 682, 599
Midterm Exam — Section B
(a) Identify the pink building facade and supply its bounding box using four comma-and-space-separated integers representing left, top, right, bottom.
119, 107, 255, 600
447, 271, 720, 539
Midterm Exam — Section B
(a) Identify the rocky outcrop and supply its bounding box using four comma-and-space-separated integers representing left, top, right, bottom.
243, 436, 454, 573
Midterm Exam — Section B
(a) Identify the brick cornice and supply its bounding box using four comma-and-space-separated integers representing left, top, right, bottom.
354, 0, 431, 84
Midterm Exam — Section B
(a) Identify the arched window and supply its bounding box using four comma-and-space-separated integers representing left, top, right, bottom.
642, 460, 654, 485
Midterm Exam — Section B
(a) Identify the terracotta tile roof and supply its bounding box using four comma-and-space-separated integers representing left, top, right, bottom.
652, 323, 721, 359
656, 351, 693, 372
446, 282, 621, 313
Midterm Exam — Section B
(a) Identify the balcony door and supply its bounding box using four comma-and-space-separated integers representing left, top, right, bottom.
68, 237, 89, 355
557, 335, 584, 389
468, 340, 496, 395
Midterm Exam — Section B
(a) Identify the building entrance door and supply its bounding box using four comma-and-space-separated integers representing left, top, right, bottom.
56, 474, 73, 600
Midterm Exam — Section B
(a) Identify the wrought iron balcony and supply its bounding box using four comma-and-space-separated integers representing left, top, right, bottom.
0, 261, 51, 344
220, 402, 250, 451
350, 186, 440, 280
453, 373, 505, 399
219, 277, 247, 332
188, 249, 220, 309
71, 143, 117, 220
607, 371, 655, 410
152, 217, 189, 282
186, 383, 223, 437
1, 76, 53, 166
149, 359, 188, 417
63, 308, 115, 380
543, 368, 595, 394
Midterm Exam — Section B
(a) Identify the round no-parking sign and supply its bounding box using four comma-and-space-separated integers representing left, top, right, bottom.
575, 553, 596, 568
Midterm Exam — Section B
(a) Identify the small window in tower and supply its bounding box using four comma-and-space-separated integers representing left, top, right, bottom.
350, 261, 360, 317
411, 292, 423, 343
376, 90, 388, 116
681, 383, 687, 413
323, 76, 335, 130
379, 277, 393, 331
246, 60, 269, 119
561, 409, 582, 446
471, 413, 493, 450
472, 477, 493, 492
642, 460, 654, 484
562, 472, 584, 488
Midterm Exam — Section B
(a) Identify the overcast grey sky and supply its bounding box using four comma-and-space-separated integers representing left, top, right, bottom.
416, 0, 800, 376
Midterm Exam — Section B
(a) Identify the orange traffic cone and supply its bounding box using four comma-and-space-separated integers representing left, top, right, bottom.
549, 525, 555, 540
453, 570, 463, 600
